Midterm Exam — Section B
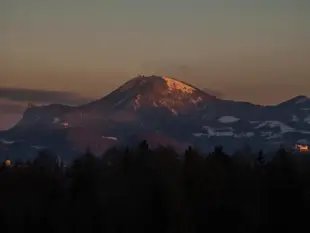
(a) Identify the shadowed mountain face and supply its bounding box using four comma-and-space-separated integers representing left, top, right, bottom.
1, 75, 310, 162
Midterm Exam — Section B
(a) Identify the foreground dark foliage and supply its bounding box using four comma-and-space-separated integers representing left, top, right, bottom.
1, 142, 310, 233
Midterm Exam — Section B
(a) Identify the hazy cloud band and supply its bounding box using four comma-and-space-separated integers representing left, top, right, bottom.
0, 87, 93, 105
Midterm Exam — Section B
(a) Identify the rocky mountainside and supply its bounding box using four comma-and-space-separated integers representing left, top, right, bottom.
1, 75, 309, 162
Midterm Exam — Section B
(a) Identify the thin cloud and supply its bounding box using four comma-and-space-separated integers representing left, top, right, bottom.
0, 87, 93, 105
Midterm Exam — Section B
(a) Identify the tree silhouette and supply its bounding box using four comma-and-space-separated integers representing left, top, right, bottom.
0, 142, 309, 232
257, 150, 265, 165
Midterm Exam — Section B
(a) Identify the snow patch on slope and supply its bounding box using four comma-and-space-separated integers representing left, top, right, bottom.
102, 136, 118, 141
53, 117, 60, 124
255, 121, 310, 138
255, 121, 294, 133
133, 95, 141, 111
171, 109, 178, 116
0, 139, 15, 145
203, 126, 233, 137
249, 121, 259, 124
218, 116, 240, 124
162, 76, 195, 94
292, 115, 299, 122
113, 96, 129, 108
191, 97, 203, 104
194, 121, 310, 140
193, 126, 254, 138
234, 132, 255, 138
32, 145, 46, 150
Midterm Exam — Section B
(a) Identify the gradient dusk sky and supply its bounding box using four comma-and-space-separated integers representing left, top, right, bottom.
0, 0, 310, 129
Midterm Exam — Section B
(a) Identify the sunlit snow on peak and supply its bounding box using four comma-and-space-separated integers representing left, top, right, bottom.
162, 76, 195, 94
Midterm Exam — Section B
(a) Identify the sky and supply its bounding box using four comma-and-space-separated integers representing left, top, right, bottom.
0, 0, 310, 129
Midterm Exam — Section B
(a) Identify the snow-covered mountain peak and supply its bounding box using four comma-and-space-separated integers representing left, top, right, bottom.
86, 75, 216, 113
116, 75, 201, 95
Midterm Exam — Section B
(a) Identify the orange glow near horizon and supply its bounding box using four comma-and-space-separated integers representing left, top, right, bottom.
295, 144, 309, 152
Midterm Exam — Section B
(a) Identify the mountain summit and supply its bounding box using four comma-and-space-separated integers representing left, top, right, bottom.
85, 75, 216, 114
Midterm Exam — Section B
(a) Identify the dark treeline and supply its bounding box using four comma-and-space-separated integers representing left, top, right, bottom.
1, 141, 310, 233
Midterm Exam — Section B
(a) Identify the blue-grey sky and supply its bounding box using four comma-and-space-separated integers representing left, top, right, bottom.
0, 0, 310, 129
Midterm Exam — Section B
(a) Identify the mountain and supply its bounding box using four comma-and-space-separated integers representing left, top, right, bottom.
1, 75, 310, 162
85, 75, 216, 112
